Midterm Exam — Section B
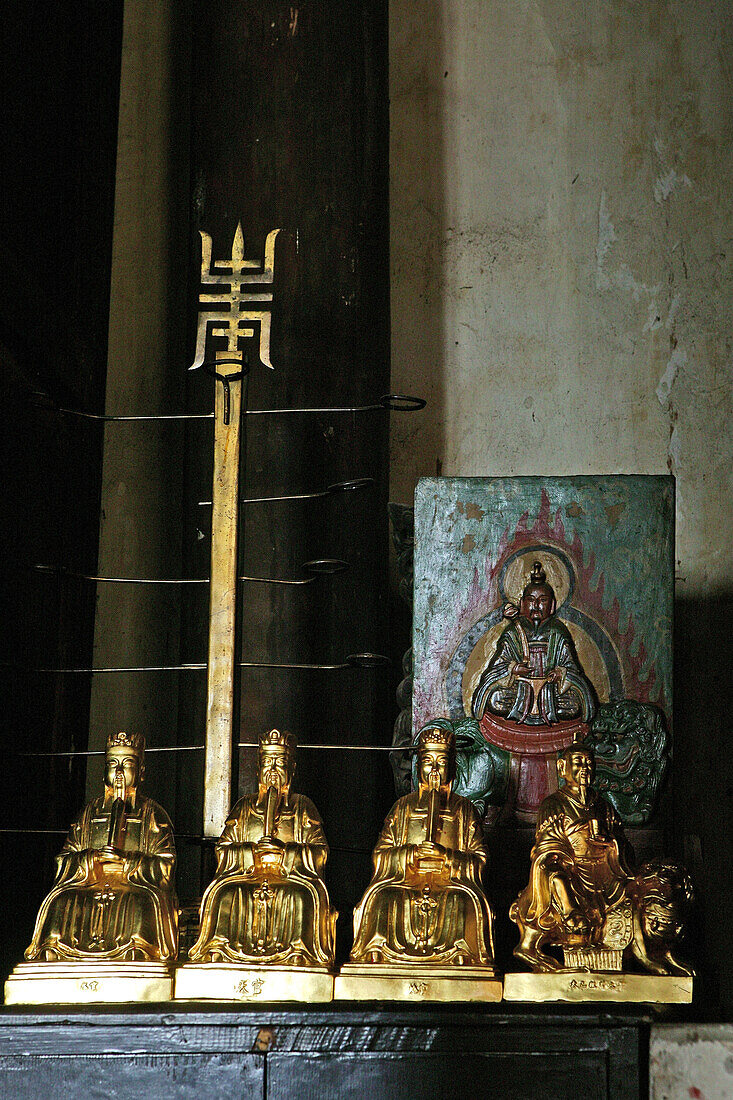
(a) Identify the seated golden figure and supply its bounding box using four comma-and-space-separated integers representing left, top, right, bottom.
510, 744, 694, 976
189, 729, 337, 968
349, 726, 495, 967
25, 732, 178, 963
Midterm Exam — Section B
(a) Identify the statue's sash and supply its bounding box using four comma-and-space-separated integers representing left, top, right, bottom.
479, 712, 587, 755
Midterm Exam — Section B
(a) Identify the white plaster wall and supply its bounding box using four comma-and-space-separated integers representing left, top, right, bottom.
389, 0, 733, 599
389, 0, 733, 1015
651, 1025, 733, 1099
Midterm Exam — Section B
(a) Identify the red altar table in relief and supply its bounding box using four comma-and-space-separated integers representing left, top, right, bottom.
479, 712, 588, 821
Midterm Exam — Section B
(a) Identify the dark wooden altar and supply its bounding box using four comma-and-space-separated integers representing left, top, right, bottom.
0, 1003, 651, 1099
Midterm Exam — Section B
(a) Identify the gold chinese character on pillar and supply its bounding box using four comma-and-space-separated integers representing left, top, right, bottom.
189, 222, 281, 840
191, 222, 280, 376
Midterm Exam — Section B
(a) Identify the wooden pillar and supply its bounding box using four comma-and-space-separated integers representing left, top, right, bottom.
177, 1, 391, 941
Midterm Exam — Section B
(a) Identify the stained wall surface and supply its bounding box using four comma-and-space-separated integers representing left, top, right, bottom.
651, 1025, 733, 1099
389, 0, 732, 1012
389, 0, 732, 592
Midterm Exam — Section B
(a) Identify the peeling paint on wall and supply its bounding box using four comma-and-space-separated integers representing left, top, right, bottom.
657, 345, 685, 407
654, 167, 692, 204
596, 190, 616, 290
653, 137, 693, 203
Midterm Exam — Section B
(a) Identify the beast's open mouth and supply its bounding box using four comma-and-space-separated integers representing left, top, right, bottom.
594, 743, 639, 776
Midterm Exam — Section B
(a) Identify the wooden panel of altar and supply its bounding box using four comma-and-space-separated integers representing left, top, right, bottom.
0, 1004, 655, 1098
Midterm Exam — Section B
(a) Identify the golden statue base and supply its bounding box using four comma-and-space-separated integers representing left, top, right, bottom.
4, 962, 174, 1005
334, 964, 502, 1003
503, 971, 693, 1004
174, 963, 334, 1003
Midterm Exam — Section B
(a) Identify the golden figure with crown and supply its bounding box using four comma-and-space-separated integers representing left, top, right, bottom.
335, 726, 501, 1001
5, 731, 178, 1003
176, 729, 337, 1001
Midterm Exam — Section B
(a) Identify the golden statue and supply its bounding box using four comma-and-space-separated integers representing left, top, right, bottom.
6, 732, 178, 1003
505, 744, 694, 1002
336, 727, 500, 1001
176, 730, 337, 1001
26, 731, 177, 962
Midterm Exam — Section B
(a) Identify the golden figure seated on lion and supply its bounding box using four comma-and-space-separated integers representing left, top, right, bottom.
510, 745, 694, 979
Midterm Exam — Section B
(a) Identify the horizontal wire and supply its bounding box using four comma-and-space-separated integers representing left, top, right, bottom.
239, 575, 314, 586
201, 491, 318, 505
18, 745, 204, 757
0, 828, 68, 836
32, 574, 316, 587
57, 409, 214, 421
43, 394, 425, 422
17, 743, 407, 758
236, 659, 383, 670
28, 566, 286, 586
10, 663, 207, 673
31, 563, 348, 587
0, 829, 381, 850
55, 407, 382, 421
243, 394, 426, 415
4, 655, 389, 674
238, 742, 402, 752
198, 476, 374, 507
245, 404, 384, 415
32, 569, 209, 585
55, 407, 387, 421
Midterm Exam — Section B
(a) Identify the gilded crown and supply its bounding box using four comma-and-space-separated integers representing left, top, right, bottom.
418, 726, 455, 750
258, 728, 297, 753
105, 730, 145, 755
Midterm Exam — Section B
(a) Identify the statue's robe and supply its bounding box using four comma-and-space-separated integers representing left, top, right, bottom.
520, 788, 630, 939
350, 789, 494, 965
472, 615, 596, 726
189, 793, 336, 968
471, 616, 597, 818
26, 793, 177, 962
